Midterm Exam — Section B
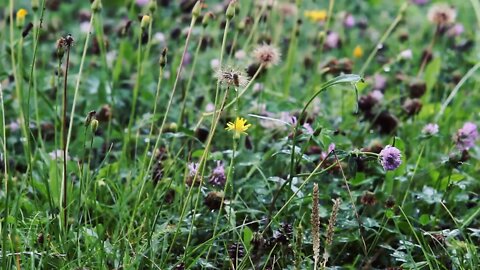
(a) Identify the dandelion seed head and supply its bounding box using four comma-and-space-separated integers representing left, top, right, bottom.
253, 44, 281, 67
215, 66, 249, 89
427, 4, 456, 26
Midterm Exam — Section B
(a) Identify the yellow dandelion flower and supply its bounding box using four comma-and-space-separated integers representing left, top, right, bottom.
17, 9, 28, 19
304, 10, 327, 22
225, 117, 251, 138
16, 9, 28, 28
353, 45, 363, 58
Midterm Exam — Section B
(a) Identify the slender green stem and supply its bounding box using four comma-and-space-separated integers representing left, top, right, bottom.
401, 143, 425, 206
65, 13, 95, 169
61, 44, 71, 230
127, 16, 198, 238
1, 83, 10, 269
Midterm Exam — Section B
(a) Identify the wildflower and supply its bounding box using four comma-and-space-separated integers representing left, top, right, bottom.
226, 117, 251, 138
343, 13, 356, 28
373, 74, 387, 90
353, 45, 363, 58
446, 23, 464, 37
209, 161, 226, 187
422, 123, 439, 136
304, 10, 327, 22
454, 122, 478, 151
427, 3, 456, 26
303, 123, 314, 135
16, 9, 28, 28
379, 145, 402, 171
399, 49, 413, 60
215, 66, 249, 89
186, 162, 202, 187
210, 58, 220, 70
253, 43, 281, 67
324, 31, 341, 50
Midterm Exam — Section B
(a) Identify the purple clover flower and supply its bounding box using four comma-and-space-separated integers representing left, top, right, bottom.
379, 145, 402, 171
454, 122, 478, 151
422, 123, 439, 136
188, 162, 200, 177
209, 161, 226, 187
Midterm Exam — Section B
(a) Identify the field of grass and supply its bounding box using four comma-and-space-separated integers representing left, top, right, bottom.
0, 0, 479, 269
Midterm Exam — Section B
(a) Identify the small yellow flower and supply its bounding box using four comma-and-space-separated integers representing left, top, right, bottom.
17, 9, 28, 19
304, 10, 327, 22
225, 117, 251, 138
353, 45, 363, 58
16, 9, 28, 28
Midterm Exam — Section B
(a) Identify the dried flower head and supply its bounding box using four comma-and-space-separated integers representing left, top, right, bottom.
311, 183, 320, 267
422, 123, 439, 136
454, 122, 478, 151
204, 191, 224, 210
226, 117, 252, 138
427, 3, 456, 26
215, 66, 249, 89
253, 44, 281, 67
379, 145, 402, 171
360, 191, 377, 206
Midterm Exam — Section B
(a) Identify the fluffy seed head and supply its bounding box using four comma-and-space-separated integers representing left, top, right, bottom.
215, 66, 249, 89
253, 44, 281, 67
427, 3, 456, 26
454, 122, 478, 151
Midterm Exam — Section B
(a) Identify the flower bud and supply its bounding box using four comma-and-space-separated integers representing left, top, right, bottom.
140, 15, 151, 29
226, 1, 236, 19
159, 47, 167, 68
148, 0, 157, 13
191, 1, 202, 19
16, 9, 28, 29
91, 0, 102, 13
202, 12, 214, 27
90, 119, 99, 133
85, 110, 96, 127
31, 0, 39, 11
